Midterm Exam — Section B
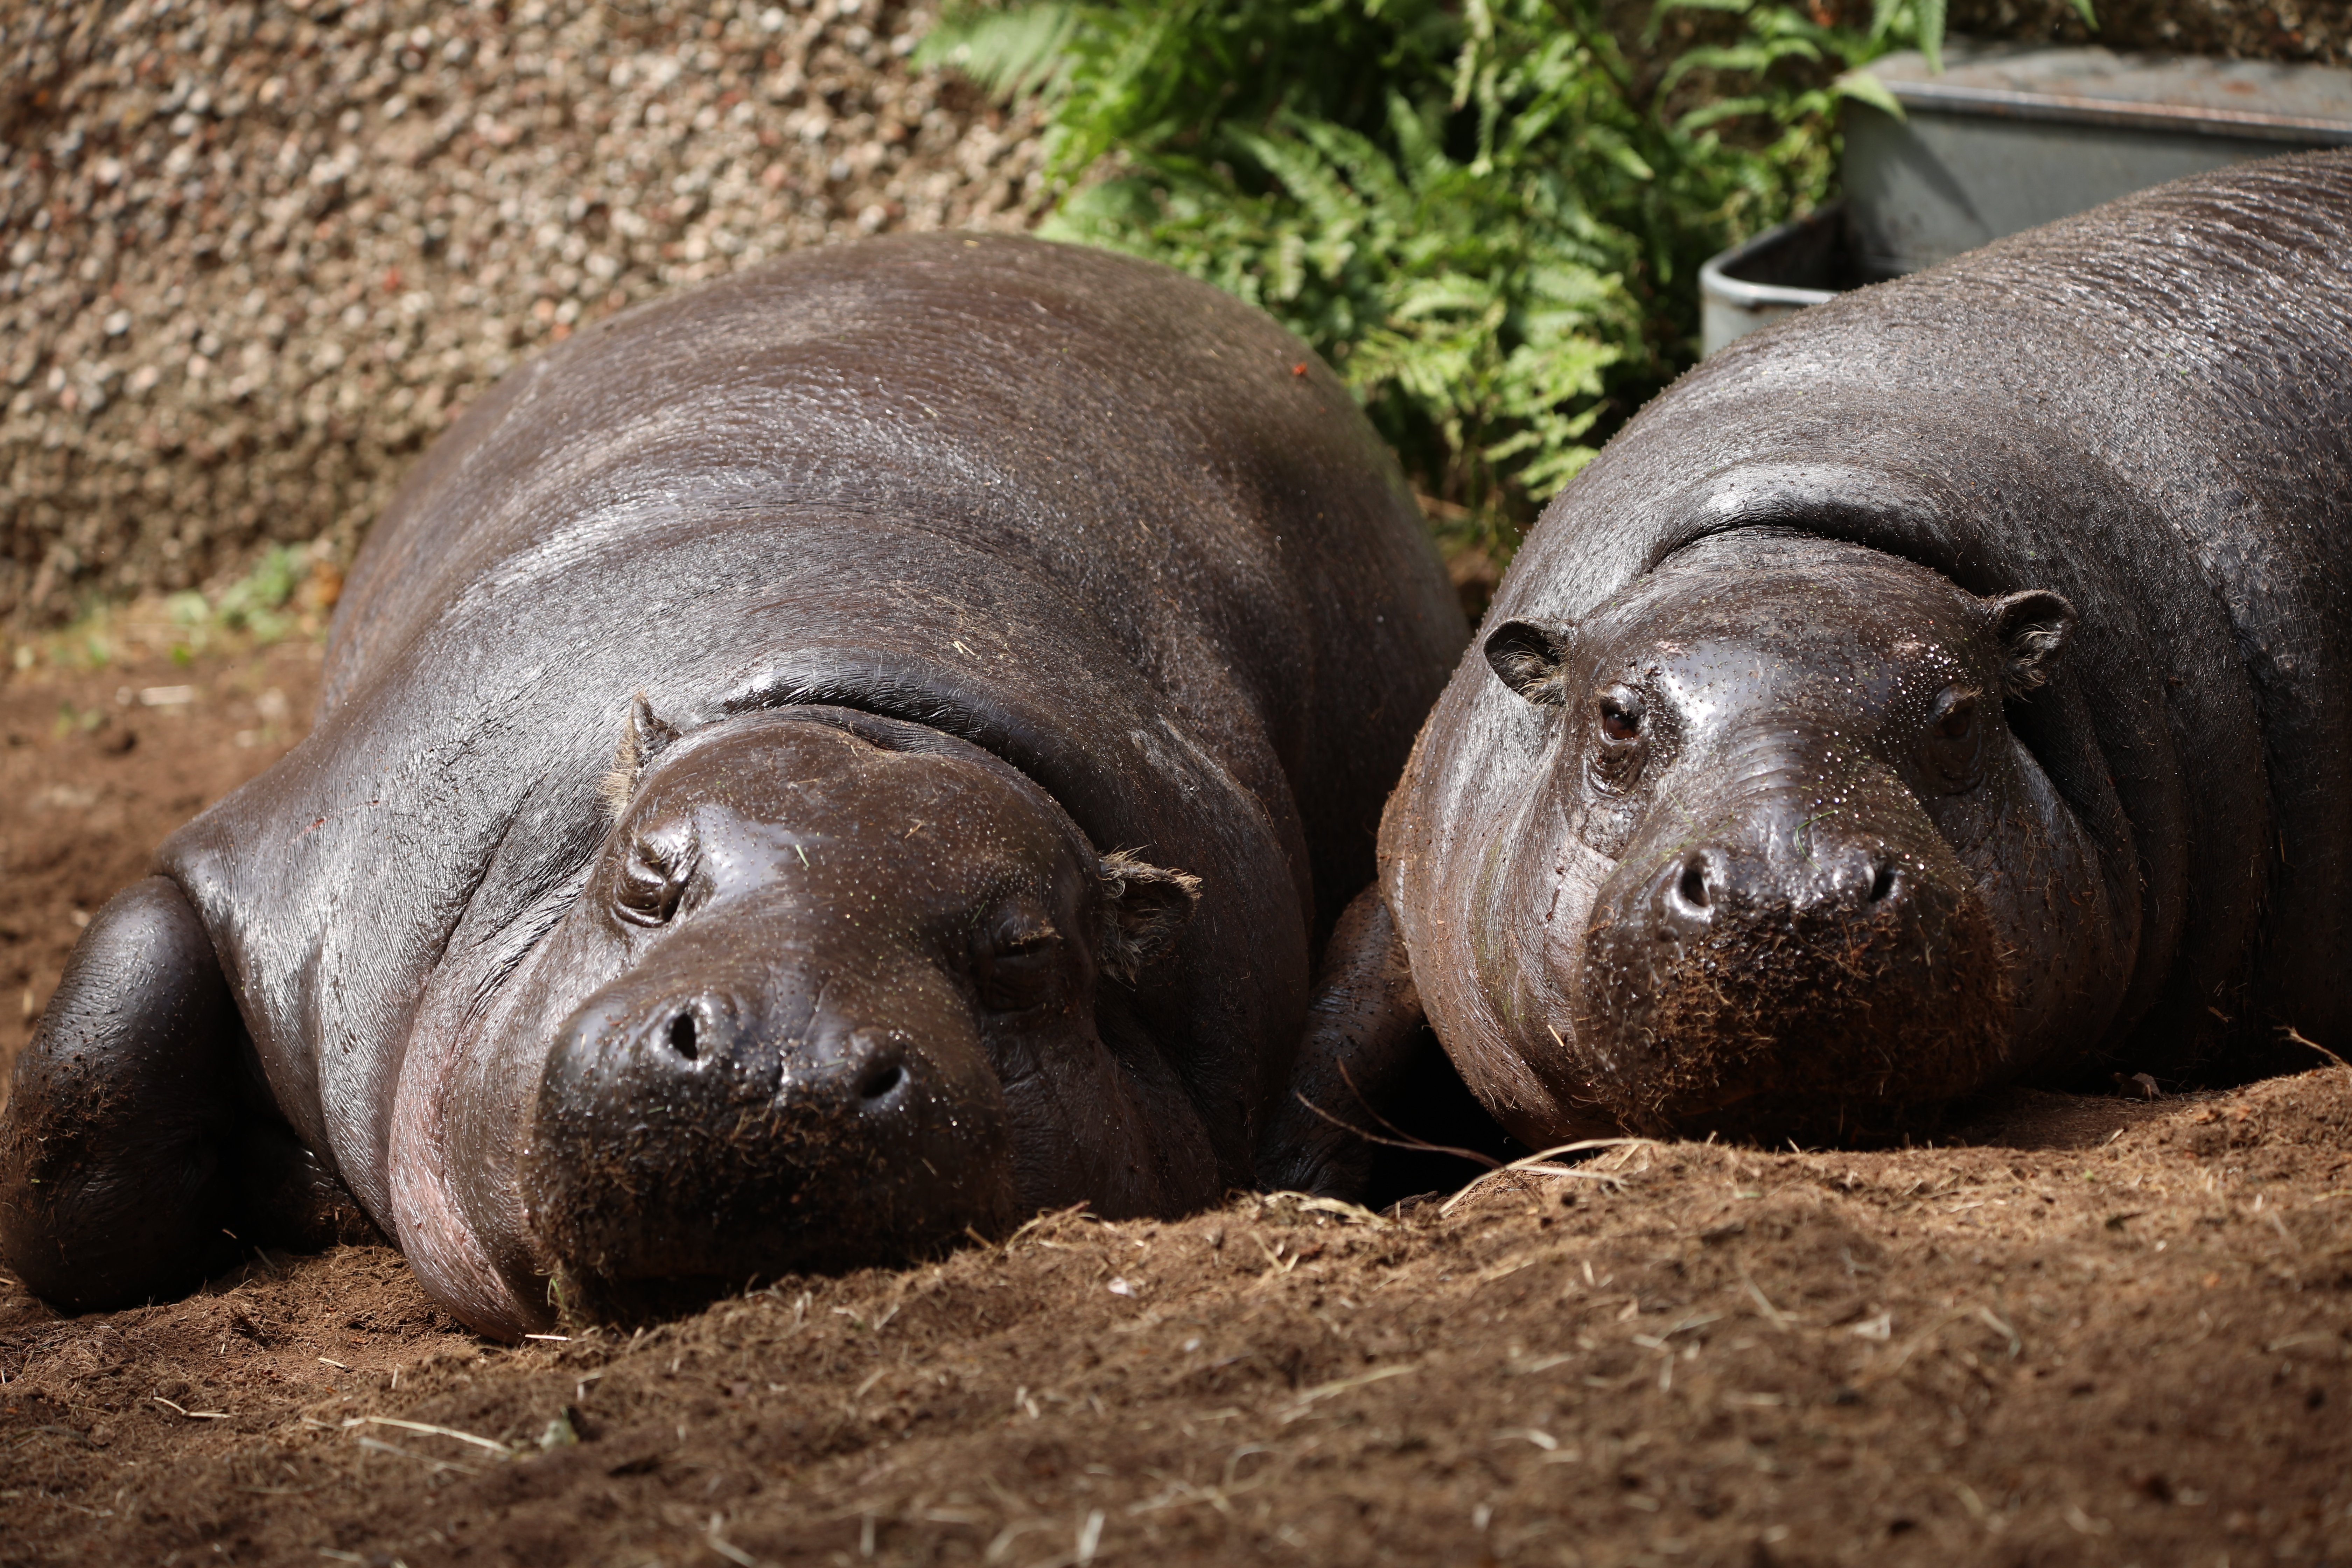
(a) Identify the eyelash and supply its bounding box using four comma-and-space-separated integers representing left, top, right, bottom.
971, 930, 1059, 1012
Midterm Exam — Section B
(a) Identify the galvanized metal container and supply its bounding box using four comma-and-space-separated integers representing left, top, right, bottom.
1696, 204, 1849, 358
1845, 42, 2352, 280
1697, 42, 2352, 355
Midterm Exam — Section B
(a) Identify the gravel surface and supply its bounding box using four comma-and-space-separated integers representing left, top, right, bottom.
3, 0, 2339, 636
1947, 0, 2350, 61
1, 0, 1046, 631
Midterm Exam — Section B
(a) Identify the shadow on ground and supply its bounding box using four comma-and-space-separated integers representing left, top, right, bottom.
2, 644, 2347, 1568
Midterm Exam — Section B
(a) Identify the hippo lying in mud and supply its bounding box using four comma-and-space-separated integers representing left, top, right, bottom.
1271, 152, 2352, 1185
0, 235, 1466, 1338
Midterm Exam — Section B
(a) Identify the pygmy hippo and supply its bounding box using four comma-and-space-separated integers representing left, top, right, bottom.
0, 234, 1466, 1338
1272, 151, 2352, 1185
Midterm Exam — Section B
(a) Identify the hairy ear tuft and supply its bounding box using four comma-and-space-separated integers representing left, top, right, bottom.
599, 691, 681, 820
1097, 849, 1203, 984
1987, 590, 2076, 697
1482, 618, 1575, 705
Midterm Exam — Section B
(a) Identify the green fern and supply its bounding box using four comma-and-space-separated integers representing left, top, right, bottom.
921, 0, 2070, 567
923, 1, 1087, 99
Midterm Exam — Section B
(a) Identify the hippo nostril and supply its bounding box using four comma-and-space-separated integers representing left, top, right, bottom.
1676, 859, 1711, 912
1868, 860, 1898, 904
857, 1060, 907, 1104
666, 1011, 699, 1062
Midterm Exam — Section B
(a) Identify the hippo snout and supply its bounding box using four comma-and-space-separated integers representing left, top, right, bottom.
632, 990, 917, 1112
1646, 831, 1906, 941
518, 969, 1016, 1321
1572, 790, 2012, 1140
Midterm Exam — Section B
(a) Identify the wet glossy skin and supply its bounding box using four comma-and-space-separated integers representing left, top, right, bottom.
1384, 152, 2352, 1147
0, 234, 1466, 1337
493, 710, 1207, 1321
1459, 532, 2122, 1141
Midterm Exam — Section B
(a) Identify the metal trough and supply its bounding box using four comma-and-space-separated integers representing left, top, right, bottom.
1699, 41, 2352, 355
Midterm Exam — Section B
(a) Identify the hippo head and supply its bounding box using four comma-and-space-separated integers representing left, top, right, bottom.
1465, 531, 2126, 1143
504, 704, 1198, 1322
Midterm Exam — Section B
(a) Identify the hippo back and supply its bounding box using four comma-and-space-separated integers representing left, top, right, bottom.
163, 236, 1464, 1226
326, 233, 1463, 905
1386, 150, 2352, 1114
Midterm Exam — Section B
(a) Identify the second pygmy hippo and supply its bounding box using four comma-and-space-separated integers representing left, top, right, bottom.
1269, 152, 2352, 1182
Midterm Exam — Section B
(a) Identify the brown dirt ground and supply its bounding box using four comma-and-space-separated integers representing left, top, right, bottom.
5, 643, 2352, 1568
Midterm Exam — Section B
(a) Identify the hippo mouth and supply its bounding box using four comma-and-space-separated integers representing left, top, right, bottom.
518, 986, 1019, 1327
1570, 858, 2015, 1143
523, 1082, 1020, 1325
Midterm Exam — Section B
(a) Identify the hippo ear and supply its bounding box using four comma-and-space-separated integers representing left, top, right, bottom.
1096, 849, 1203, 984
1483, 618, 1575, 705
598, 691, 682, 820
1987, 590, 2076, 696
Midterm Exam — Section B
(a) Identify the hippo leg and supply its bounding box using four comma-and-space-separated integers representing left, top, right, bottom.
1257, 886, 1426, 1198
0, 878, 367, 1310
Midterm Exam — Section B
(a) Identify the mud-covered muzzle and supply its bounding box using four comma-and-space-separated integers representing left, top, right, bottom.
1569, 766, 2013, 1142
518, 952, 1016, 1324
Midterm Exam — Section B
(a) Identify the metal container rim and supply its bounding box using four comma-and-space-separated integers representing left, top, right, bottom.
1698, 205, 1845, 312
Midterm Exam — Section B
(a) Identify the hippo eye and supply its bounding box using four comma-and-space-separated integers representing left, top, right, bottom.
1597, 687, 1644, 742
972, 928, 1062, 1014
1587, 685, 1649, 792
615, 825, 698, 926
1924, 688, 1984, 788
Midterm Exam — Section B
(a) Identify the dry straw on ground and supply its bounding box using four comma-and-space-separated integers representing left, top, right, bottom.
2, 1079, 2349, 1566
4, 638, 2350, 1568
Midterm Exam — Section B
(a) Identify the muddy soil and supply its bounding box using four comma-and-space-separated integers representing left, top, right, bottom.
3, 644, 2350, 1568
0, 628, 324, 1079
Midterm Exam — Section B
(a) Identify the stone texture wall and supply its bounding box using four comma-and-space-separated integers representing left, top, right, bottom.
0, 0, 1044, 630
0, 0, 2336, 630
1947, 0, 2347, 62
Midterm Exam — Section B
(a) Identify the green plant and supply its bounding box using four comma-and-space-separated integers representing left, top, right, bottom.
9, 546, 324, 675
922, 0, 2057, 566
213, 544, 307, 642
54, 701, 106, 737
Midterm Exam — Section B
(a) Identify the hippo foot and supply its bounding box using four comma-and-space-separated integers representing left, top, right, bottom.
0, 878, 375, 1310
1256, 886, 1429, 1199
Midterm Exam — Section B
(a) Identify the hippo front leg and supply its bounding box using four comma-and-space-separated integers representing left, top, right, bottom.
0, 878, 366, 1310
1257, 885, 1427, 1198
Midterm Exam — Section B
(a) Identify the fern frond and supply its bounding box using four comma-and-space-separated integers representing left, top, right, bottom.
914, 2, 1088, 100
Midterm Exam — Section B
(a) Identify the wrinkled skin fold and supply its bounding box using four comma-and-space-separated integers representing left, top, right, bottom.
1443, 532, 2119, 1143
1375, 152, 2352, 1154
511, 709, 1163, 1322
0, 236, 1466, 1337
